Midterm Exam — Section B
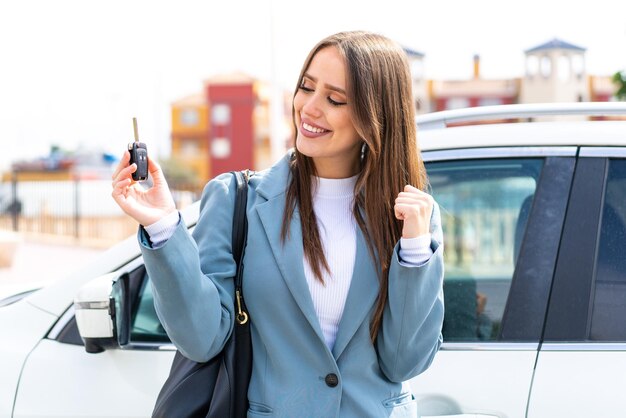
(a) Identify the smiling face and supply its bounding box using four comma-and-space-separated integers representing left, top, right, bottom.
293, 46, 362, 179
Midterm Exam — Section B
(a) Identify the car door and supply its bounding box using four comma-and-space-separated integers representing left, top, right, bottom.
13, 258, 175, 418
528, 150, 626, 417
411, 147, 576, 417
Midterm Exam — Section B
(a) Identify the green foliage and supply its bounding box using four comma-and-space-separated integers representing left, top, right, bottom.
159, 158, 200, 189
613, 71, 626, 101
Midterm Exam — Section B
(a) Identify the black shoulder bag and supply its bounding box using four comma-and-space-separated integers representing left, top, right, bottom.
152, 170, 252, 418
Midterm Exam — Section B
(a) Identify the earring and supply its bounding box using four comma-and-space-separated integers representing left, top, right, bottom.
360, 143, 367, 161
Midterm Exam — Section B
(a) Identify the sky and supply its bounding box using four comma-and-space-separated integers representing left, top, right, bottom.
1, 0, 625, 171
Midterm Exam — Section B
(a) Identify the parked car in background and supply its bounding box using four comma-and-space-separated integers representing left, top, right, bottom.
2, 102, 626, 417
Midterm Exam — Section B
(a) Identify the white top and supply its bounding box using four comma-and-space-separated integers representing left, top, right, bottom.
145, 177, 433, 350
304, 175, 358, 351
302, 175, 433, 349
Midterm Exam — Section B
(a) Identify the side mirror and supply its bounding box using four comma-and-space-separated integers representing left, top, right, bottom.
74, 272, 130, 353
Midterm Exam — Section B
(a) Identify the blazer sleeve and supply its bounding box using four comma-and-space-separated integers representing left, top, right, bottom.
138, 172, 238, 362
376, 201, 445, 382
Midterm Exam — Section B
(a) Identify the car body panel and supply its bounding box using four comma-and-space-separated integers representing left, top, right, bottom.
411, 347, 537, 417
0, 283, 44, 305
14, 339, 175, 418
25, 236, 141, 317
528, 347, 626, 417
0, 301, 56, 417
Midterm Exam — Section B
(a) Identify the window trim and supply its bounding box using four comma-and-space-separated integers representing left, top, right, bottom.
423, 146, 577, 163
500, 156, 576, 341
425, 154, 575, 343
47, 305, 79, 341
579, 147, 626, 158
543, 157, 607, 341
541, 342, 626, 351
588, 158, 626, 341
442, 342, 538, 351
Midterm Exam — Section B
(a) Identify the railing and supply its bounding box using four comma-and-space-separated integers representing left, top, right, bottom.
0, 178, 201, 248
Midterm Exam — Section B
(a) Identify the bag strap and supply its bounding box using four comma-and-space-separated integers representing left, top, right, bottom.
231, 170, 251, 325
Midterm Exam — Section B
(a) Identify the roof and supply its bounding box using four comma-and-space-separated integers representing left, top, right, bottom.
204, 72, 258, 85
403, 47, 425, 58
525, 38, 586, 54
431, 78, 520, 98
171, 93, 206, 107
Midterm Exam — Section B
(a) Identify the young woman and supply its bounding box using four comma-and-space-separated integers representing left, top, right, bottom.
112, 30, 444, 418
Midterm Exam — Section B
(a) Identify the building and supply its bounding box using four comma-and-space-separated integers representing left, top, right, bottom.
520, 38, 589, 104
430, 54, 520, 112
418, 38, 618, 113
2, 148, 116, 182
405, 47, 431, 113
170, 93, 211, 183
170, 38, 620, 183
170, 73, 290, 184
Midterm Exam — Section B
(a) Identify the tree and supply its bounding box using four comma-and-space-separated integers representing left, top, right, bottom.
613, 71, 626, 101
159, 157, 201, 190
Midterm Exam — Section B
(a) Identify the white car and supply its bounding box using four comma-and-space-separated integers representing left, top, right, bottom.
2, 102, 626, 417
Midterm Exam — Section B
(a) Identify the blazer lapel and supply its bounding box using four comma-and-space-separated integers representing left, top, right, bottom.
253, 154, 326, 344
253, 152, 379, 357
332, 226, 379, 360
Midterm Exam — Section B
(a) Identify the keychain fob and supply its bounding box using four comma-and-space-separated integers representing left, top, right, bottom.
128, 117, 149, 181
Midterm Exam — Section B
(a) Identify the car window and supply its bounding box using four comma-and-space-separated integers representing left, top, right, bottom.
427, 158, 543, 342
130, 273, 170, 343
590, 158, 626, 341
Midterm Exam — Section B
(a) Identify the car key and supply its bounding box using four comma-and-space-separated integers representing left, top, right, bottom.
128, 117, 149, 181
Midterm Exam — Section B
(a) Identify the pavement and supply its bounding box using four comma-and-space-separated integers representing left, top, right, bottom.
0, 236, 105, 289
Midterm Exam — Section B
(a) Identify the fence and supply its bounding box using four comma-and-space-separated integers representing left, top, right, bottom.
0, 177, 202, 248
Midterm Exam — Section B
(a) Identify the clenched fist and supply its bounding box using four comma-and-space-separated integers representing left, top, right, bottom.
394, 185, 434, 238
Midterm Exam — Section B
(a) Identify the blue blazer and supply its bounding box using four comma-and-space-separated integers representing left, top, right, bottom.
140, 152, 444, 418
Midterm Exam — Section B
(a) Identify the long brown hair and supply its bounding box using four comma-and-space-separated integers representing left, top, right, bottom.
281, 31, 428, 342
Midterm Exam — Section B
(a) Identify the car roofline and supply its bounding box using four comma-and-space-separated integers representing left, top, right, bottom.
418, 120, 626, 151
416, 102, 626, 131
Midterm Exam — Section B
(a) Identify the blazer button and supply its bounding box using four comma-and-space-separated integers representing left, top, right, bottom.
325, 373, 339, 388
